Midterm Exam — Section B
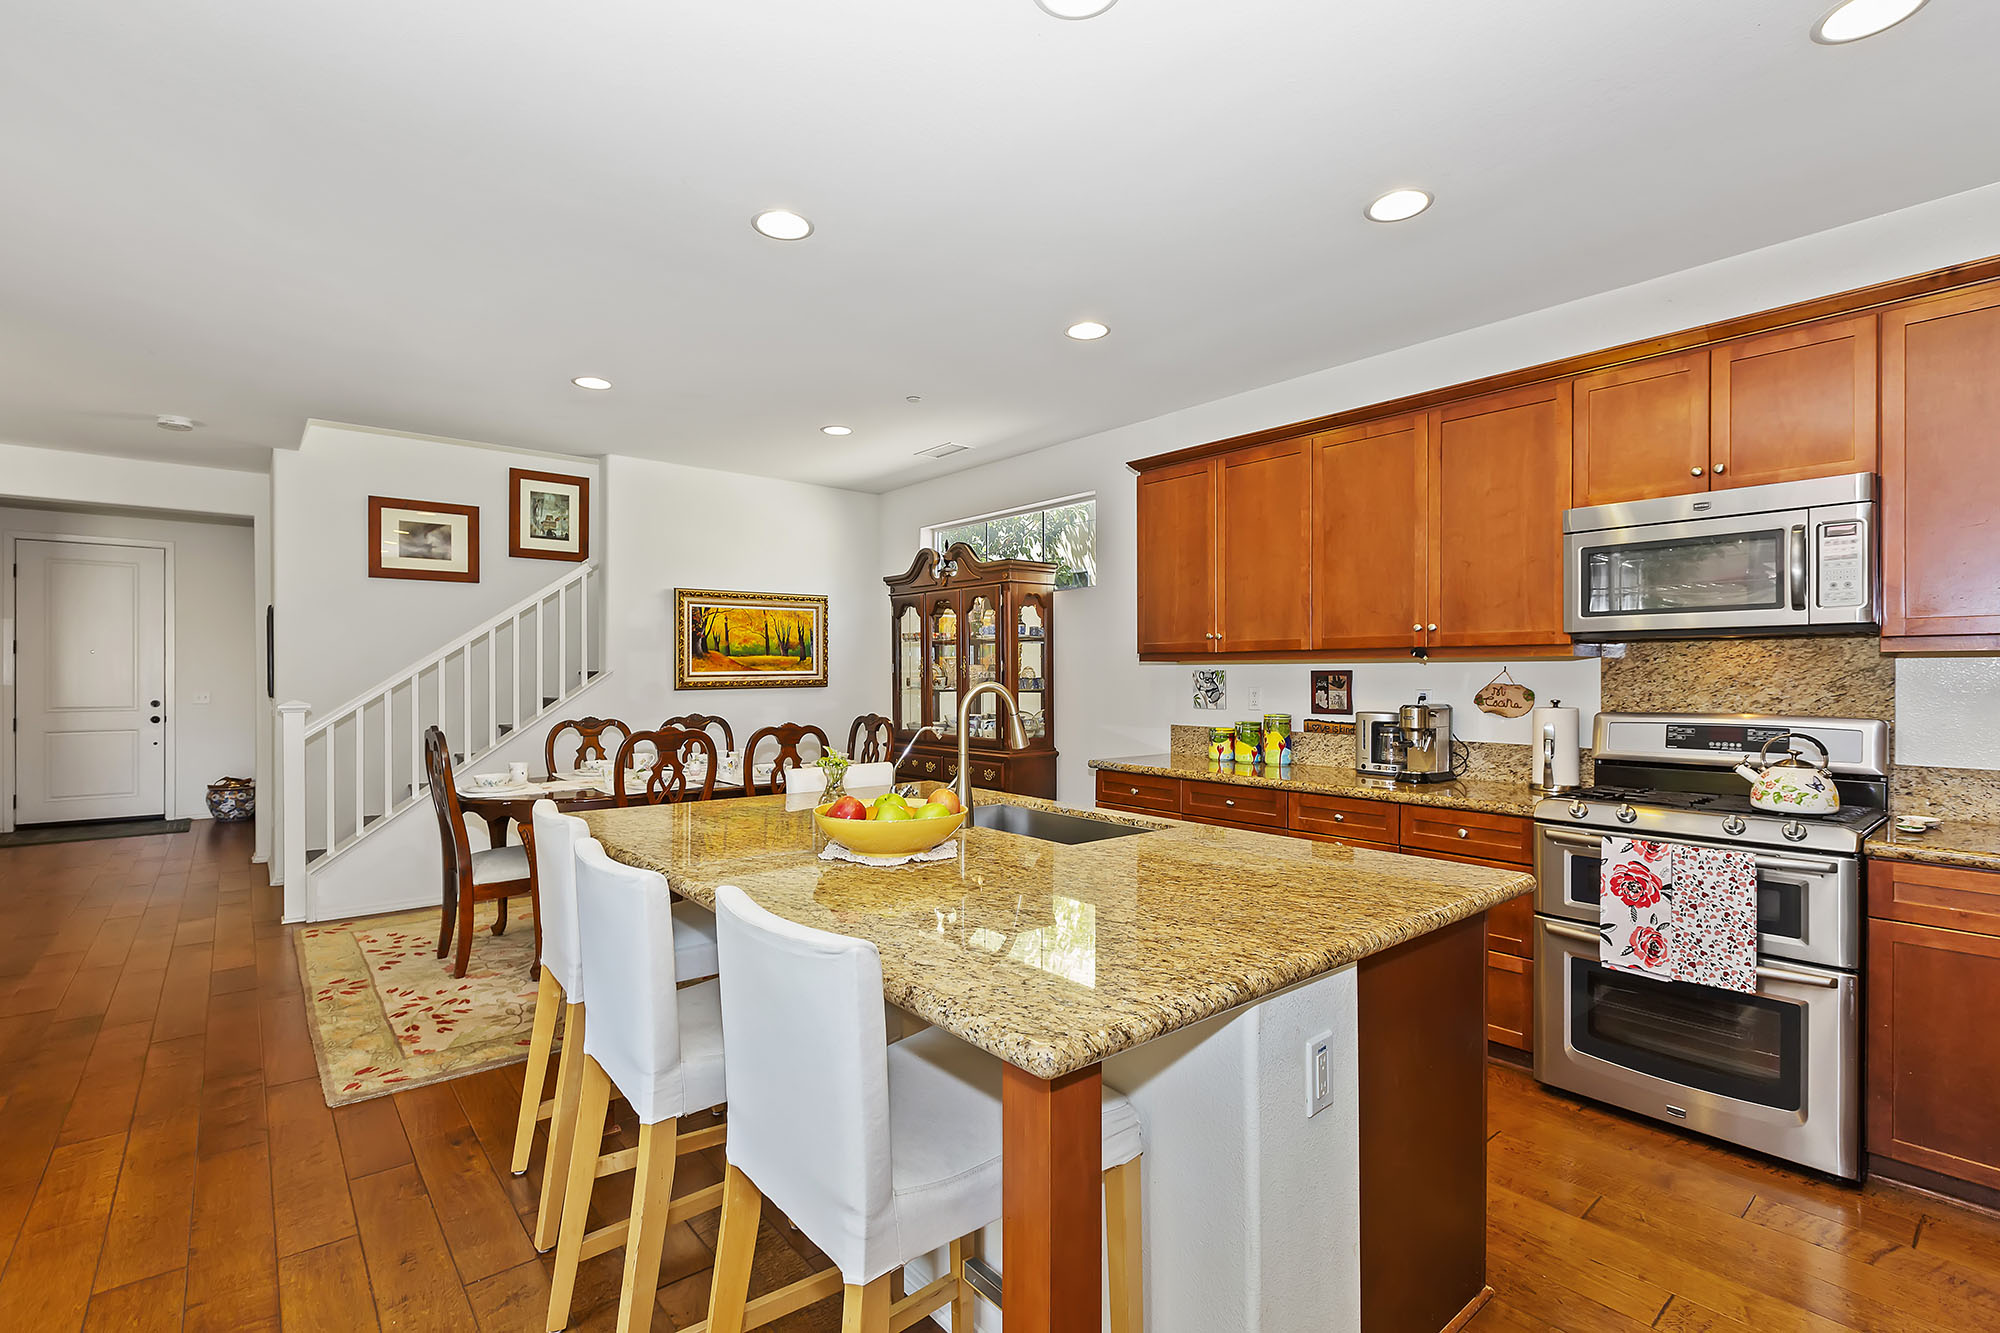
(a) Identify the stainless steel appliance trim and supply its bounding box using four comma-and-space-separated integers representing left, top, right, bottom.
1563, 472, 1876, 534
1587, 712, 1890, 777
1534, 917, 1860, 1178
1533, 821, 1860, 968
1539, 919, 1841, 987
1789, 524, 1808, 612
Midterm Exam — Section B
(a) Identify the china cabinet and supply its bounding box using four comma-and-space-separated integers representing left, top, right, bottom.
885, 543, 1059, 798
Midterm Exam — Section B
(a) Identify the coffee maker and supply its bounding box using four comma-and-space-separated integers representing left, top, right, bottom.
1354, 693, 1457, 783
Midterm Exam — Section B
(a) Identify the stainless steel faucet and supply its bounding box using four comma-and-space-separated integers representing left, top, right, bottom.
891, 724, 945, 774
956, 682, 1027, 819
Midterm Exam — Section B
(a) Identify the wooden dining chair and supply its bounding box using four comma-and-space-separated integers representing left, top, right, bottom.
742, 723, 831, 795
662, 713, 735, 754
545, 716, 631, 776
846, 713, 894, 763
611, 727, 719, 806
424, 726, 536, 978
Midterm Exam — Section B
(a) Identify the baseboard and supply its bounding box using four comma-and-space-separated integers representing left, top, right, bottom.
1440, 1285, 1494, 1332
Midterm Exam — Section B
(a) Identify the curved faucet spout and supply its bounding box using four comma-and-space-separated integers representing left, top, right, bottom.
957, 682, 1028, 819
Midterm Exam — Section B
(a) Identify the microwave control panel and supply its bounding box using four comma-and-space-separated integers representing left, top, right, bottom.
1816, 521, 1867, 608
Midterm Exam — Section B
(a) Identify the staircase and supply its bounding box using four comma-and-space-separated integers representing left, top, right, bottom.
276, 563, 607, 921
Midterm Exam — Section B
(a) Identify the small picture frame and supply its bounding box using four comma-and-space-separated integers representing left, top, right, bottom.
1192, 669, 1227, 710
368, 497, 479, 582
1310, 669, 1353, 717
510, 468, 590, 561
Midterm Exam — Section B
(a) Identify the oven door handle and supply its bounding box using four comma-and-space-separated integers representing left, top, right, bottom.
1540, 918, 1842, 989
1539, 827, 1837, 874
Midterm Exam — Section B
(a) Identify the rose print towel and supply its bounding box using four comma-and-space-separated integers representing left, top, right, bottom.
1600, 837, 1758, 994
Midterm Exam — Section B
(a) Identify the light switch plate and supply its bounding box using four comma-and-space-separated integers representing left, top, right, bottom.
1305, 1029, 1333, 1117
192, 691, 211, 705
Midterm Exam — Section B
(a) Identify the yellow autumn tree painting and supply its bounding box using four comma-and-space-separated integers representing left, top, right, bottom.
690, 604, 817, 671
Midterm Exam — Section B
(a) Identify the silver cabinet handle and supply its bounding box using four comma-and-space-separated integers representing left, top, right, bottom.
1456, 827, 1469, 838
1540, 918, 1840, 988
1691, 466, 1704, 477
1224, 798, 1236, 807
1412, 623, 1423, 632
1332, 812, 1345, 823
1713, 463, 1725, 474
1129, 787, 1139, 795
1427, 623, 1438, 632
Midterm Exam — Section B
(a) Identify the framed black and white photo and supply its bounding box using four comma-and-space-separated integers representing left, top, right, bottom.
509, 468, 590, 562
368, 496, 479, 582
1192, 669, 1226, 710
1310, 669, 1352, 717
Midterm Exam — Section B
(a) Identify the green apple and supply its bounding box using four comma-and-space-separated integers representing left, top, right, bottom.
875, 803, 916, 822
914, 803, 957, 820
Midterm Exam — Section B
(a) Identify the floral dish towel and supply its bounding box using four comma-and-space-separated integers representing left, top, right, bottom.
1599, 836, 1758, 995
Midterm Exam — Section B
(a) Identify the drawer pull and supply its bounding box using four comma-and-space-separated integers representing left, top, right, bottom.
1129, 787, 1139, 795
983, 768, 998, 781
1224, 799, 1236, 807
1456, 828, 1469, 838
1333, 812, 1345, 823
924, 761, 937, 774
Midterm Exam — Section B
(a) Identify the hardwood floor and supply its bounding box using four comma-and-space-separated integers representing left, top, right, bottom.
3, 821, 2000, 1332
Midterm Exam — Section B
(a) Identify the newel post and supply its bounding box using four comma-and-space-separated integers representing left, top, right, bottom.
278, 701, 311, 922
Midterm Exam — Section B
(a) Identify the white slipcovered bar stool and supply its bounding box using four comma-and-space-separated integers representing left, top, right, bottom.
705, 884, 1145, 1333
541, 833, 729, 1333
511, 801, 721, 1255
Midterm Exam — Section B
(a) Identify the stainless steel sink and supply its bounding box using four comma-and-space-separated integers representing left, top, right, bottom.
969, 805, 1153, 845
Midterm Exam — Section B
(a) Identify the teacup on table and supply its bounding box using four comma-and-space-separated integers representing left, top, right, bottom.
472, 772, 510, 790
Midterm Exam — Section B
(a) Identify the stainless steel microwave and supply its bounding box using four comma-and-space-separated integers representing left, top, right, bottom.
1563, 473, 1876, 638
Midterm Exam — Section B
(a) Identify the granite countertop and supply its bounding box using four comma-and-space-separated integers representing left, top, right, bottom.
1090, 752, 1541, 818
1866, 819, 2000, 874
582, 791, 1531, 1080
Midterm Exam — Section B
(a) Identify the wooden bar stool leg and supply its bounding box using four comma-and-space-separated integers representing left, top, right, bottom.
1104, 1157, 1144, 1333
840, 1274, 891, 1333
512, 970, 563, 1174
948, 1236, 976, 1332
705, 1163, 764, 1333
613, 1121, 678, 1333
534, 1003, 589, 1251
546, 1057, 613, 1332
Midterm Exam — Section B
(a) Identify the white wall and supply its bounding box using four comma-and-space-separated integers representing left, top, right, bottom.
272, 421, 604, 713
880, 181, 2000, 800
1, 506, 257, 823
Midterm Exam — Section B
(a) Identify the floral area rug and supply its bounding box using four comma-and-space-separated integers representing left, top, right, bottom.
295, 900, 547, 1106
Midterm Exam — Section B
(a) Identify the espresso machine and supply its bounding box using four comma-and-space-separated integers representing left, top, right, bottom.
1354, 693, 1458, 783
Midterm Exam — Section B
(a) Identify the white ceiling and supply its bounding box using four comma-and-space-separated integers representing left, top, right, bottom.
3, 1, 1997, 491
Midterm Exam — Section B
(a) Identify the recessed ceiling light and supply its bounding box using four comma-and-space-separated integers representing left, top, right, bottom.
1035, 0, 1118, 17
155, 415, 196, 432
571, 376, 613, 391
751, 209, 814, 241
820, 425, 853, 436
1066, 320, 1110, 341
1365, 189, 1433, 223
1811, 0, 1928, 43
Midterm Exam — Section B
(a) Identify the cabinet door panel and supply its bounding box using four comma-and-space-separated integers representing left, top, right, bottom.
1311, 415, 1427, 651
1571, 351, 1710, 506
1487, 951, 1533, 1052
1216, 439, 1312, 652
1094, 769, 1180, 815
1136, 460, 1217, 654
1712, 315, 1877, 489
1429, 382, 1572, 648
1883, 284, 2000, 639
1867, 918, 2000, 1191
1487, 891, 1535, 958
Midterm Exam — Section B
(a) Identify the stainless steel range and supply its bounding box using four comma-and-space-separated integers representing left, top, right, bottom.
1532, 711, 1889, 1178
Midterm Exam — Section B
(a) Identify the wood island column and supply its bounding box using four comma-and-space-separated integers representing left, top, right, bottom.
1002, 1062, 1103, 1332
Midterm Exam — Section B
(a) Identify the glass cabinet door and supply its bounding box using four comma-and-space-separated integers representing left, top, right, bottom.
928, 593, 960, 738
1016, 595, 1048, 742
964, 591, 1005, 744
896, 602, 924, 734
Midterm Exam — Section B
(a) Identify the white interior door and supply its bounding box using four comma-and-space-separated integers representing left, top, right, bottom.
14, 539, 168, 823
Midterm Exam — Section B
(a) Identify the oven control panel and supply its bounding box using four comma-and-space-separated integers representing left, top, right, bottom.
1817, 521, 1867, 608
1664, 723, 1793, 754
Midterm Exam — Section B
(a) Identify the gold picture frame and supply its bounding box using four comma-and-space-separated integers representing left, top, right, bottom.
674, 588, 828, 690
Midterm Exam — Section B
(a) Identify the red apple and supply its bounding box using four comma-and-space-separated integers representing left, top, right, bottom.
825, 796, 868, 821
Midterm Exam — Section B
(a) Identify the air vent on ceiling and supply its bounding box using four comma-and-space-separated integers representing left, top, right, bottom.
916, 442, 970, 459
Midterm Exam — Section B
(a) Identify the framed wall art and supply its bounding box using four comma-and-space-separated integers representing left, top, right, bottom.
368, 496, 480, 582
675, 588, 828, 690
1310, 669, 1353, 717
509, 468, 590, 561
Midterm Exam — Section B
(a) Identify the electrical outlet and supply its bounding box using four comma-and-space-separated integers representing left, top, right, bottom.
1305, 1030, 1333, 1117
192, 691, 211, 705
1248, 685, 1263, 710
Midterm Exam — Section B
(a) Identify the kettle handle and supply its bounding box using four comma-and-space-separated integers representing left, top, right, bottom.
1757, 732, 1830, 770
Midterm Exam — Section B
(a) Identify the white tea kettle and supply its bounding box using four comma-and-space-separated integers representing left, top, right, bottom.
1733, 734, 1839, 816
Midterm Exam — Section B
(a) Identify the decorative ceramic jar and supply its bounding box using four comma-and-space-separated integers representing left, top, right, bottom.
206, 776, 255, 822
1262, 714, 1292, 766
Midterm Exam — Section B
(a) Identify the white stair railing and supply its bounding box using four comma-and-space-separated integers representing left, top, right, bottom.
276, 563, 604, 916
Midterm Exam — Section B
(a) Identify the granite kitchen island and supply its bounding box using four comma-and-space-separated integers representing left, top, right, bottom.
583, 791, 1530, 1333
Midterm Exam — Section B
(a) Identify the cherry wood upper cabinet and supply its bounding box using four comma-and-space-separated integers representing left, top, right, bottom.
1571, 351, 1710, 507
1216, 438, 1312, 652
1311, 416, 1427, 653
1711, 315, 1877, 490
1882, 282, 2000, 643
1428, 382, 1572, 649
1135, 458, 1217, 655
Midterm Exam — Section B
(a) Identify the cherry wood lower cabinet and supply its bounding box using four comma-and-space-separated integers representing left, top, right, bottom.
1095, 774, 1537, 1053
897, 745, 1056, 800
1867, 858, 2000, 1195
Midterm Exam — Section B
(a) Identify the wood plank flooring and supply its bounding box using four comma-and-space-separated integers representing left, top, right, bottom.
3, 820, 2000, 1331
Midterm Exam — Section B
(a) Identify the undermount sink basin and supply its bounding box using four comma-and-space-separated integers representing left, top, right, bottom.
969, 804, 1153, 845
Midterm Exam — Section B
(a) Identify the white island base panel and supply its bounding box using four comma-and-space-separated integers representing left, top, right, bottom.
904, 964, 1363, 1332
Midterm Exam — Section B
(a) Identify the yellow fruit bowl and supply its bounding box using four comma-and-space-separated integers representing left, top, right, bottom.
814, 803, 966, 857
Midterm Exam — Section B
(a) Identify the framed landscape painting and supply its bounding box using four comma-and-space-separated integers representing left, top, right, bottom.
509, 468, 589, 561
675, 588, 828, 690
368, 496, 479, 582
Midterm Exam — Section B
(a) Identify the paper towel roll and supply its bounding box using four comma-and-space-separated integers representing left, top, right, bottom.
1531, 705, 1581, 792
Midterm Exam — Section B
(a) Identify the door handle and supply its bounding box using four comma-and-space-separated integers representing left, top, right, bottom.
1790, 524, 1808, 612
1541, 918, 1840, 989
